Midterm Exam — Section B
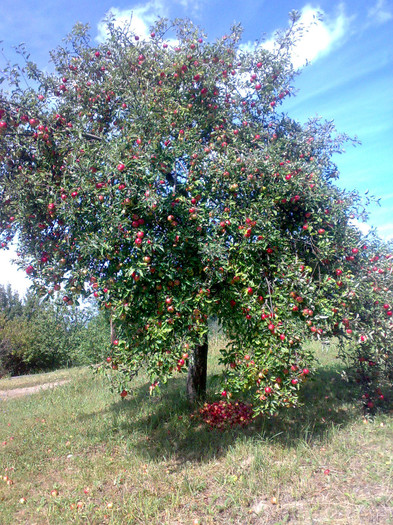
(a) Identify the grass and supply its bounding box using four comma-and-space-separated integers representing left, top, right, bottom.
0, 334, 392, 524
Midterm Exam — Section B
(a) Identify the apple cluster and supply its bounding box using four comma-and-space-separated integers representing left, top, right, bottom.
198, 400, 254, 430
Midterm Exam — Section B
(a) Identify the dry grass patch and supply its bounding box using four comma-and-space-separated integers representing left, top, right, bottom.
0, 367, 81, 391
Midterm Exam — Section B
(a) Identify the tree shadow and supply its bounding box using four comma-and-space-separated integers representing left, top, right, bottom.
256, 364, 359, 446
80, 362, 360, 466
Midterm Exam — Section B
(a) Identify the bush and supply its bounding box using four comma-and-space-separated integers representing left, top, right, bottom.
0, 289, 110, 375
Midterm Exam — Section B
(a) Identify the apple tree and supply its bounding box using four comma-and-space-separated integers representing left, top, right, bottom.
0, 14, 391, 414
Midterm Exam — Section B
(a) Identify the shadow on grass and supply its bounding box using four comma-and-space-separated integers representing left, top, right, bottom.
80, 362, 360, 465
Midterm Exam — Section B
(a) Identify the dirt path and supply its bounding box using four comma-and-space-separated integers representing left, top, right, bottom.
0, 379, 71, 400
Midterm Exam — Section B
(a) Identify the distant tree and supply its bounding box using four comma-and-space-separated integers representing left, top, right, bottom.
70, 309, 111, 365
0, 14, 391, 412
0, 284, 23, 319
0, 286, 109, 375
0, 312, 35, 375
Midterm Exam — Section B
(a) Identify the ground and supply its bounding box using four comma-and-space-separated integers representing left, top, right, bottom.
0, 339, 392, 524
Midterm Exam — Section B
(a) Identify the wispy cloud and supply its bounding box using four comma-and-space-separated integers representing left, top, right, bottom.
96, 1, 168, 42
367, 0, 393, 25
286, 62, 392, 115
174, 0, 206, 16
376, 223, 393, 240
263, 4, 353, 69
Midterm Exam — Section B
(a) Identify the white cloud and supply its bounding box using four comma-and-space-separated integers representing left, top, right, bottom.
367, 0, 393, 25
350, 219, 372, 236
263, 4, 353, 69
96, 1, 168, 43
0, 246, 30, 298
351, 219, 393, 242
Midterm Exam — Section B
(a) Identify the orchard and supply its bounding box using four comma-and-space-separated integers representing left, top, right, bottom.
0, 13, 391, 417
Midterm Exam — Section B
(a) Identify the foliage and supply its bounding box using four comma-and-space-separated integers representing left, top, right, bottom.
0, 285, 109, 375
332, 233, 393, 411
69, 309, 111, 365
0, 14, 391, 411
0, 312, 32, 375
0, 284, 23, 319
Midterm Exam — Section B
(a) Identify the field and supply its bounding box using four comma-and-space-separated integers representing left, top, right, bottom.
1, 334, 392, 525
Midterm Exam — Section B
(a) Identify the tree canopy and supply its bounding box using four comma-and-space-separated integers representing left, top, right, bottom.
0, 14, 392, 413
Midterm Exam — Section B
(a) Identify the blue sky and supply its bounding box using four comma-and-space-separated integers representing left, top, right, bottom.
0, 0, 392, 296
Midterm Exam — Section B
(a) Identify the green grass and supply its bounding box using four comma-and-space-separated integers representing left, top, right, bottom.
0, 336, 392, 524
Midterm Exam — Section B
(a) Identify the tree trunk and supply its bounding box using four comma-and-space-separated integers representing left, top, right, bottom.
186, 333, 208, 403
